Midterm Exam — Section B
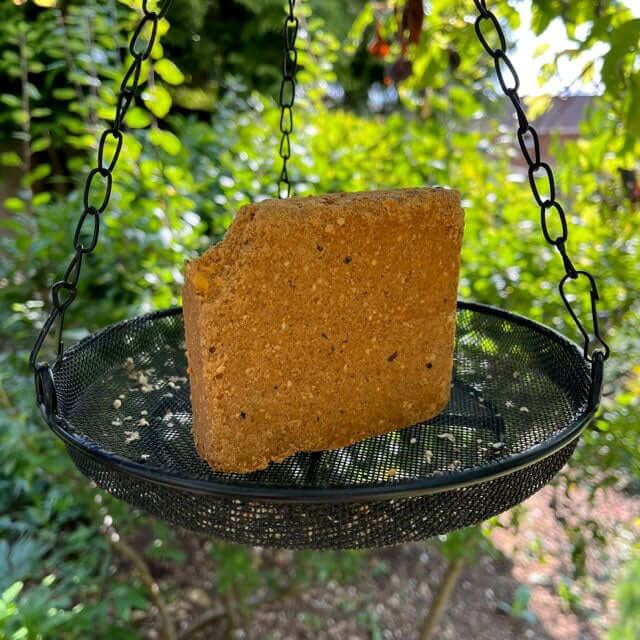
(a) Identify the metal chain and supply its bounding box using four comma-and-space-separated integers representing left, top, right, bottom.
277, 0, 299, 198
473, 0, 610, 363
29, 1, 171, 373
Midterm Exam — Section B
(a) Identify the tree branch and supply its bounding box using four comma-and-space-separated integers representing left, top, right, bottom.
104, 527, 177, 640
419, 554, 466, 640
177, 582, 300, 640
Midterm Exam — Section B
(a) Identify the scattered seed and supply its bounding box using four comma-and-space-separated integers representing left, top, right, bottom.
113, 399, 122, 409
520, 406, 530, 413
387, 351, 398, 362
386, 468, 398, 478
410, 437, 417, 444
123, 357, 134, 371
505, 400, 515, 408
490, 441, 505, 450
426, 362, 433, 369
437, 433, 455, 443
111, 419, 122, 427
118, 394, 125, 400
124, 416, 133, 422
140, 454, 151, 461
513, 371, 520, 379
138, 418, 149, 427
124, 431, 140, 444
141, 409, 148, 416
344, 256, 352, 264
424, 449, 433, 464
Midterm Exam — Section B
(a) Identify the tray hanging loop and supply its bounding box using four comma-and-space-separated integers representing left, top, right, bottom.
29, 1, 172, 375
471, 0, 611, 384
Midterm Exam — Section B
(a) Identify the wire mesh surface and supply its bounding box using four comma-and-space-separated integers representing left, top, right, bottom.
50, 303, 593, 549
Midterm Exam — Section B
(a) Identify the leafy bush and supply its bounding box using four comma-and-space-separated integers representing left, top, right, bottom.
0, 0, 638, 636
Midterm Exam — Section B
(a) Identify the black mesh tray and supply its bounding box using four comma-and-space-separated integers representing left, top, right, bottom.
44, 302, 595, 549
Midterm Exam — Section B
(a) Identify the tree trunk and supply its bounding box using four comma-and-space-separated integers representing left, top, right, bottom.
419, 554, 466, 640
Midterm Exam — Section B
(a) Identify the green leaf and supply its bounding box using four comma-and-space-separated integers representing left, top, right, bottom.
31, 108, 52, 118
2, 581, 23, 604
142, 85, 172, 118
4, 198, 24, 212
125, 107, 152, 129
154, 59, 185, 85
150, 128, 182, 155
0, 94, 21, 108
52, 88, 77, 101
22, 164, 51, 187
0, 152, 22, 167
12, 110, 29, 126
32, 192, 51, 207
31, 137, 51, 153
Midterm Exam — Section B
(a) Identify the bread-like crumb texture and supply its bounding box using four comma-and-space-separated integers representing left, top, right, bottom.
183, 188, 465, 473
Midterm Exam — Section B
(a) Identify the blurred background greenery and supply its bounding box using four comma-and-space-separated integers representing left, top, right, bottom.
0, 0, 638, 638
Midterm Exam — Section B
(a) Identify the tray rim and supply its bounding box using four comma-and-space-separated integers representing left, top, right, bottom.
44, 301, 596, 503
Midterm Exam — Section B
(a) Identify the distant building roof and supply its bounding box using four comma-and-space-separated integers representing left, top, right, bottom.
478, 94, 596, 136
531, 95, 594, 135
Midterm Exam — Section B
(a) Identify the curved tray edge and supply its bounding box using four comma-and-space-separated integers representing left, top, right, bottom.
46, 302, 596, 504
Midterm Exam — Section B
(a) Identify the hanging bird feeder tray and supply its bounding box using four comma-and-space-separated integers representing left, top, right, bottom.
30, 0, 609, 549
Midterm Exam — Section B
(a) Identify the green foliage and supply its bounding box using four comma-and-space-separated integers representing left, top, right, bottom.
498, 585, 537, 625
0, 0, 638, 636
609, 547, 640, 640
531, 0, 640, 147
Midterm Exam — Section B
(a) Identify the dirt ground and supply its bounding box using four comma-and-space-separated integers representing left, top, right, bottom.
142, 483, 639, 640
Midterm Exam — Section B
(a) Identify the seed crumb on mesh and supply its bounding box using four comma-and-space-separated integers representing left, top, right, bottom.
118, 394, 126, 400
140, 454, 151, 461
424, 449, 433, 464
386, 468, 398, 478
490, 441, 505, 449
520, 406, 530, 413
123, 357, 135, 371
113, 399, 122, 409
125, 431, 140, 444
437, 433, 455, 443
124, 416, 133, 422
513, 371, 520, 378
138, 418, 149, 427
111, 419, 122, 427
141, 409, 148, 416
409, 437, 417, 444
505, 400, 515, 408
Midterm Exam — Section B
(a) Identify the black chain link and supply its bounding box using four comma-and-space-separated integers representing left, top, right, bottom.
29, 1, 171, 373
30, 0, 609, 372
473, 0, 610, 362
277, 0, 299, 198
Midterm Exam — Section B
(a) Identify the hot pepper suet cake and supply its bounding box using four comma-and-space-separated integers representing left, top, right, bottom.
183, 188, 465, 473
